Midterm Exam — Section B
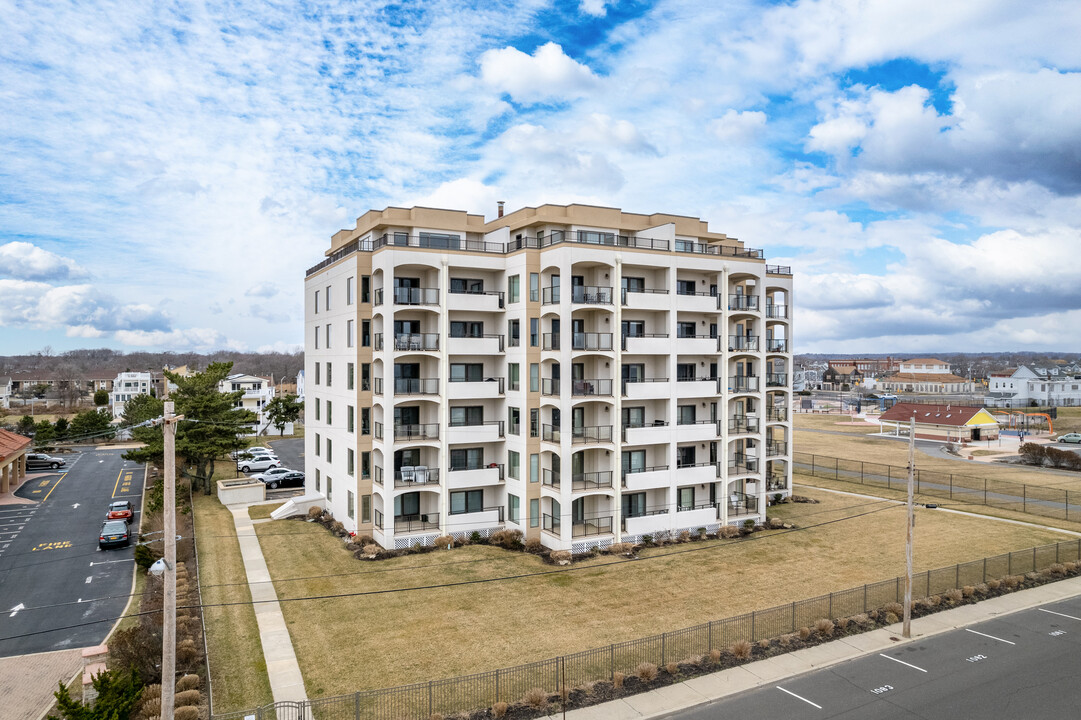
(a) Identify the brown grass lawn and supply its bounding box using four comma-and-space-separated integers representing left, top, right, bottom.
248, 502, 285, 520
193, 495, 273, 712
1055, 407, 1081, 435
793, 412, 879, 434
255, 490, 1067, 697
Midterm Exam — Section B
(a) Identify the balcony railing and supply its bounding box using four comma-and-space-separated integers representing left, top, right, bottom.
394, 333, 440, 351
767, 475, 788, 492
541, 378, 560, 396
394, 468, 441, 487
571, 425, 613, 444
394, 378, 439, 395
728, 335, 760, 352
767, 406, 788, 422
621, 507, 669, 531
767, 441, 788, 457
676, 460, 713, 470
620, 377, 669, 394
766, 339, 789, 353
373, 421, 383, 439
676, 331, 714, 340
571, 285, 613, 305
373, 466, 384, 486
621, 420, 668, 441
542, 469, 560, 487
765, 265, 792, 275
766, 373, 788, 387
542, 333, 560, 351
572, 471, 613, 490
542, 513, 561, 534
373, 288, 383, 306
394, 423, 440, 440
450, 333, 505, 351
393, 287, 439, 306
730, 376, 759, 393
727, 416, 760, 434
678, 500, 716, 513
571, 379, 613, 396
621, 287, 668, 304
374, 509, 384, 529
726, 491, 758, 516
728, 294, 759, 312
621, 333, 668, 350
394, 514, 440, 533
572, 332, 613, 351
448, 287, 505, 307
372, 377, 384, 395
541, 287, 561, 304
573, 515, 613, 537
450, 420, 505, 437
728, 456, 759, 474
767, 304, 788, 319
448, 463, 505, 480
620, 465, 669, 484
542, 424, 560, 443
449, 505, 505, 523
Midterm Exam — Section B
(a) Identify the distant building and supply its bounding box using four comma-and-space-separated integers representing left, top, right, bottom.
219, 373, 276, 431
295, 370, 305, 402
878, 403, 999, 443
874, 357, 974, 394
821, 365, 863, 390
0, 376, 11, 409
110, 371, 153, 419
988, 365, 1081, 407
827, 357, 898, 375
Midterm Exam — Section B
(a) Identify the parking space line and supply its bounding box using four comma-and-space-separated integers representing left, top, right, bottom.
1038, 608, 1081, 622
41, 474, 67, 502
776, 686, 822, 709
878, 653, 927, 672
110, 469, 123, 498
965, 628, 1015, 645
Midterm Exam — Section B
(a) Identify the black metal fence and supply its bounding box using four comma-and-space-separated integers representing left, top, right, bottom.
212, 538, 1081, 720
792, 451, 1081, 522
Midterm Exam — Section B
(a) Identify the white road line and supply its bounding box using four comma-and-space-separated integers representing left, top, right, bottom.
879, 654, 928, 672
965, 628, 1015, 645
84, 576, 92, 584
776, 686, 823, 709
1039, 608, 1081, 622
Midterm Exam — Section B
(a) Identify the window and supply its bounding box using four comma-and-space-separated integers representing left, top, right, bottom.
621, 450, 646, 476
361, 407, 371, 435
347, 490, 355, 519
508, 406, 520, 435
677, 405, 696, 424
677, 321, 696, 338
450, 490, 483, 514
362, 494, 371, 523
361, 276, 371, 303
449, 447, 484, 471
347, 320, 355, 347
677, 445, 696, 467
347, 449, 354, 476
361, 319, 371, 347
314, 290, 320, 314
449, 363, 483, 382
347, 276, 355, 305
326, 400, 333, 426
676, 363, 696, 381
508, 319, 520, 347
315, 432, 321, 456
508, 451, 520, 479
529, 453, 539, 483
361, 451, 371, 479
530, 408, 539, 437
314, 362, 320, 385
509, 494, 520, 523
325, 324, 332, 349
450, 406, 483, 426
676, 279, 696, 295
529, 273, 539, 302
678, 487, 695, 511
529, 363, 539, 392
530, 499, 539, 528
622, 276, 645, 293
508, 363, 520, 391
622, 492, 646, 518
347, 405, 354, 432
326, 437, 333, 462
361, 363, 370, 391
450, 277, 484, 293
508, 274, 520, 303
347, 363, 354, 390
622, 406, 645, 428
315, 398, 320, 421
314, 325, 320, 349
315, 469, 320, 492
450, 321, 484, 338
326, 476, 333, 501
326, 362, 332, 387
530, 318, 539, 347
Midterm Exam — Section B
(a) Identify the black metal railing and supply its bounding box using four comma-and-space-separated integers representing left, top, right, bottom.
448, 377, 505, 394
621, 377, 668, 394
449, 333, 505, 352
767, 441, 788, 457
767, 373, 788, 387
394, 333, 440, 351
572, 332, 613, 351
449, 420, 505, 438
394, 378, 439, 395
572, 471, 613, 490
767, 406, 788, 422
620, 507, 669, 531
573, 515, 613, 537
394, 468, 441, 487
542, 469, 560, 487
728, 294, 759, 311
621, 333, 668, 350
728, 335, 760, 352
448, 463, 505, 481
676, 460, 713, 470
542, 333, 560, 351
728, 416, 760, 434
372, 508, 383, 529
541, 378, 560, 396
448, 287, 505, 308
767, 339, 789, 353
373, 421, 383, 439
571, 285, 613, 305
767, 304, 788, 319
728, 456, 759, 474
394, 514, 440, 533
726, 491, 758, 516
620, 465, 669, 484
767, 475, 787, 492
621, 287, 668, 304
372, 466, 384, 486
372, 377, 384, 395
394, 287, 439, 305
542, 513, 560, 534
571, 425, 613, 444
571, 379, 612, 396
766, 264, 792, 275
730, 376, 759, 392
394, 423, 440, 440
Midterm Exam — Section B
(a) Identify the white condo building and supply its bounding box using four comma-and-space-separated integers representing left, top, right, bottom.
304, 204, 794, 552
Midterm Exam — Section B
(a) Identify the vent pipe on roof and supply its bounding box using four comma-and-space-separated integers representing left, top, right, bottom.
497, 201, 505, 218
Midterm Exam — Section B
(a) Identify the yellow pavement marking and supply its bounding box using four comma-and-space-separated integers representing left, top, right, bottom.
32, 540, 73, 552
38, 480, 49, 487
110, 469, 124, 498
42, 474, 66, 502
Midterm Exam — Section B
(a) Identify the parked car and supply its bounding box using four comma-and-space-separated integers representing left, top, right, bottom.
234, 446, 275, 459
1059, 433, 1081, 444
99, 520, 130, 549
106, 500, 134, 524
254, 468, 305, 489
238, 454, 282, 473
26, 453, 65, 470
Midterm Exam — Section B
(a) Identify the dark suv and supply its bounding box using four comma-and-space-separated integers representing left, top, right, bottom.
26, 453, 65, 470
99, 520, 130, 549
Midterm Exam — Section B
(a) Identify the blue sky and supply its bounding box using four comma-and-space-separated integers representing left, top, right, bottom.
1, 0, 1080, 354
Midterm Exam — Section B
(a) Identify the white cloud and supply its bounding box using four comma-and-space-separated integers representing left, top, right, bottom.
580, 0, 609, 17
479, 42, 600, 104
113, 328, 236, 351
0, 242, 86, 281
710, 110, 767, 143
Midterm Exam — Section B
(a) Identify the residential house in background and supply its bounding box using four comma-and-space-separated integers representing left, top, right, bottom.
821, 364, 863, 390
304, 203, 794, 551
874, 357, 974, 394
827, 357, 898, 375
219, 373, 276, 431
988, 365, 1081, 407
110, 371, 153, 419
295, 370, 305, 403
0, 376, 11, 409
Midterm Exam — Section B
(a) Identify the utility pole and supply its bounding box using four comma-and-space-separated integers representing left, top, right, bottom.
903, 414, 915, 639
161, 400, 182, 720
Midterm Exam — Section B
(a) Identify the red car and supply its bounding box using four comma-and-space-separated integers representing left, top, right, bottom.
106, 500, 134, 524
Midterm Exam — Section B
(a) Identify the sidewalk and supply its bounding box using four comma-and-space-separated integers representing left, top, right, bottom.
0, 647, 82, 720
566, 574, 1081, 720
229, 506, 308, 706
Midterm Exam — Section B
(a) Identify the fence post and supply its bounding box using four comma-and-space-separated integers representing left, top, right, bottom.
662, 632, 666, 665
828, 592, 833, 619
1033, 546, 1037, 571
428, 680, 433, 718
812, 456, 816, 477
834, 457, 839, 480
1067, 491, 1071, 522
791, 601, 796, 631
956, 564, 959, 589
863, 584, 867, 612
708, 621, 713, 651
495, 668, 500, 704
354, 691, 360, 720
1009, 553, 1013, 575
983, 557, 987, 582
895, 576, 899, 602
950, 474, 953, 499
610, 644, 614, 680
984, 478, 987, 505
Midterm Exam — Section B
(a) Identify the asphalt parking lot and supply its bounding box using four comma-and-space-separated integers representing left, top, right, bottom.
0, 448, 145, 657
669, 597, 1081, 720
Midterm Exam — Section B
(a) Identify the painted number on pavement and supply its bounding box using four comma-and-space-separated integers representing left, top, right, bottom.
33, 541, 73, 551
1049, 630, 1067, 636
870, 685, 894, 695
966, 654, 987, 663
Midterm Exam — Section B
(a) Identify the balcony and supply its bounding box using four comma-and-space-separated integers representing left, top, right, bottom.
621, 378, 670, 399
571, 425, 613, 444
447, 289, 504, 312
676, 333, 718, 355
542, 424, 560, 443
572, 471, 614, 491
393, 287, 439, 306
373, 421, 383, 439
675, 461, 716, 484
676, 419, 719, 442
394, 423, 439, 441
621, 465, 670, 491
622, 421, 669, 445
372, 465, 384, 486
767, 406, 788, 422
541, 378, 560, 396
621, 333, 669, 354
767, 441, 788, 457
728, 335, 760, 352
622, 509, 670, 535
542, 469, 560, 488
766, 304, 789, 319
728, 416, 760, 434
571, 378, 613, 397
393, 333, 440, 352
766, 265, 792, 275
542, 513, 561, 535
572, 332, 614, 352
729, 376, 760, 393
448, 506, 505, 533
676, 501, 718, 528
447, 334, 504, 355
726, 491, 758, 517
394, 378, 438, 396
673, 289, 717, 313
675, 376, 720, 398
447, 464, 504, 489
622, 288, 669, 311
728, 456, 759, 475
571, 285, 614, 305
573, 515, 613, 537
447, 377, 504, 400
541, 287, 561, 305
728, 294, 760, 312
372, 377, 384, 395
447, 420, 505, 444
394, 467, 441, 488
766, 339, 790, 353
542, 333, 560, 351
767, 475, 788, 492
394, 514, 440, 534
766, 373, 788, 388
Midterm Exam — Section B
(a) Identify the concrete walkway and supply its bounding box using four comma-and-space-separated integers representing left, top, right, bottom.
566, 574, 1081, 719
0, 647, 82, 720
229, 506, 308, 706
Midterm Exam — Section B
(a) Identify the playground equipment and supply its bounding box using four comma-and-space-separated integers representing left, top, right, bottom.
992, 410, 1053, 434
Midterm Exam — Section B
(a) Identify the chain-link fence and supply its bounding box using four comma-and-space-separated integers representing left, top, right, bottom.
213, 538, 1081, 720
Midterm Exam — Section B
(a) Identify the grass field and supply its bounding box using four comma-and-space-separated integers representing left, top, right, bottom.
193, 495, 273, 713
248, 502, 284, 520
252, 489, 1067, 697
792, 412, 879, 434
1056, 407, 1081, 435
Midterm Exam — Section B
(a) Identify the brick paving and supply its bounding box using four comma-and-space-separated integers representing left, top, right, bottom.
0, 647, 83, 720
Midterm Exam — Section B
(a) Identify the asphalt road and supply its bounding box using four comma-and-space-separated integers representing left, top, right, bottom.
0, 447, 145, 657
666, 597, 1081, 720
266, 437, 303, 473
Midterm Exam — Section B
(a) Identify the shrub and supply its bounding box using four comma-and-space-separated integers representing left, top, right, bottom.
174, 708, 200, 720
1019, 442, 1046, 466
134, 543, 160, 570
174, 689, 201, 707
719, 526, 741, 539
550, 550, 572, 564
524, 537, 543, 553
613, 672, 624, 689
141, 684, 162, 701
330, 521, 345, 535
355, 533, 374, 546
709, 648, 722, 662
987, 578, 1001, 590
884, 611, 899, 624
678, 530, 692, 543
697, 527, 708, 538
772, 493, 784, 505
492, 701, 509, 718
307, 505, 324, 520
778, 633, 795, 647
433, 535, 454, 548
522, 688, 548, 709
665, 661, 679, 675
729, 639, 753, 659
635, 662, 658, 682
883, 602, 903, 617
962, 585, 976, 598
851, 613, 871, 627
742, 519, 756, 531
758, 639, 770, 649
798, 627, 811, 640
814, 619, 835, 637
1025, 571, 1040, 582
926, 594, 941, 607
607, 542, 633, 555
1004, 575, 1022, 589
109, 625, 163, 683
491, 528, 524, 549
175, 674, 201, 692
1066, 561, 1078, 572
1048, 563, 1067, 576
362, 543, 380, 556
641, 534, 654, 546
470, 531, 483, 544
835, 616, 850, 630
945, 588, 963, 603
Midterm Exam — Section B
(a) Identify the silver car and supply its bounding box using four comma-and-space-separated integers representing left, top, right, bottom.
237, 454, 282, 473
